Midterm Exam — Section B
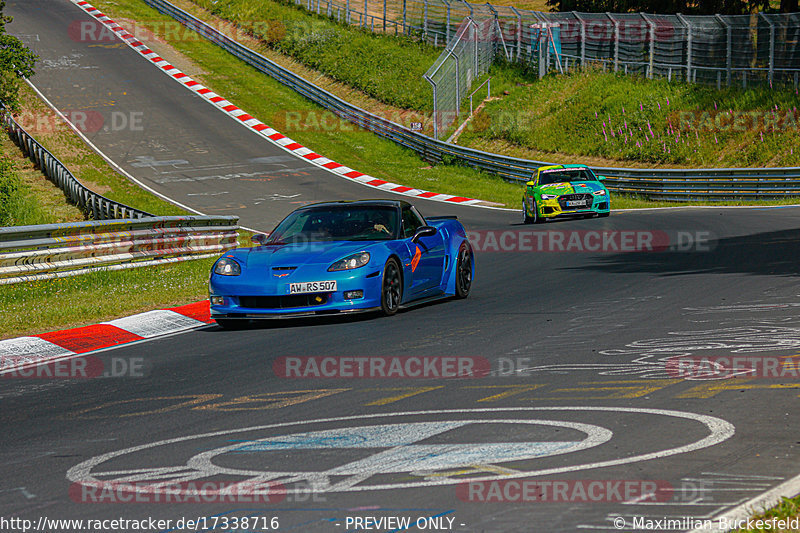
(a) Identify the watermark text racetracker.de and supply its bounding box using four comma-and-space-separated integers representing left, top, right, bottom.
458, 479, 713, 503
466, 229, 714, 253
666, 355, 800, 380
274, 356, 491, 379
0, 356, 149, 379
0, 515, 280, 533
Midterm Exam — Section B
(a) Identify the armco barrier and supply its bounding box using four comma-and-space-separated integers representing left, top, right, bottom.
1, 103, 151, 220
143, 0, 800, 200
0, 216, 238, 284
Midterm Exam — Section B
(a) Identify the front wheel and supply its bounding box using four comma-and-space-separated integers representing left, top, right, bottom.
455, 243, 473, 299
523, 199, 534, 224
380, 258, 402, 316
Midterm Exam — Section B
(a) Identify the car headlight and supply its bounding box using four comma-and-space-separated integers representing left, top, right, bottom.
213, 257, 241, 276
594, 190, 607, 196
328, 252, 370, 272
541, 194, 558, 200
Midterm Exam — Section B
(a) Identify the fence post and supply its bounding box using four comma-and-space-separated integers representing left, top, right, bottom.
347, 0, 350, 24
761, 14, 775, 87
403, 0, 407, 32
472, 19, 478, 76
509, 6, 522, 61
539, 23, 547, 78
423, 0, 428, 36
716, 15, 731, 86
644, 13, 655, 79
364, 0, 368, 28
676, 14, 691, 82
444, 0, 451, 43
574, 12, 586, 67
607, 13, 619, 72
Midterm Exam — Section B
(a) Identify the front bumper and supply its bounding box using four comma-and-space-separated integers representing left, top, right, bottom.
539, 198, 610, 218
209, 269, 384, 318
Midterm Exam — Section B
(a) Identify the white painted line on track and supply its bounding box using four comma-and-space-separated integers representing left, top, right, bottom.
67, 407, 735, 493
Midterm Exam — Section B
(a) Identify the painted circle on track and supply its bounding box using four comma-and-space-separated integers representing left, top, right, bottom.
67, 407, 734, 494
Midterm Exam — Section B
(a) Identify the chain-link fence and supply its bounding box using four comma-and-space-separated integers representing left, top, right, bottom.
292, 0, 800, 89
423, 17, 498, 138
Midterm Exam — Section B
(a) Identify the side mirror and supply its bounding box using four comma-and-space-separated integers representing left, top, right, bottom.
411, 226, 437, 243
251, 233, 269, 245
597, 175, 606, 181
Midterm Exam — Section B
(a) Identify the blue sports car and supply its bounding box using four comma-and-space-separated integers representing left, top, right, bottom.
209, 200, 474, 327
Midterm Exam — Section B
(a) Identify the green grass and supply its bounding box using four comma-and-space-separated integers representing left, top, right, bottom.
461, 64, 800, 168
734, 495, 800, 532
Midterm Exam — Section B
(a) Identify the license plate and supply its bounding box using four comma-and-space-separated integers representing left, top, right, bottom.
566, 200, 587, 207
289, 280, 337, 294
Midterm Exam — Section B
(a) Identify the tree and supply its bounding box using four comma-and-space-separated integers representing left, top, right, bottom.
0, 1, 37, 109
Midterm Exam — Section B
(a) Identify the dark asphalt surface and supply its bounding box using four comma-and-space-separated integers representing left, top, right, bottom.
3, 1, 800, 532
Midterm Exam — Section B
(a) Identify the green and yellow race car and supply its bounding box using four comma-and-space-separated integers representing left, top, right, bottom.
522, 164, 611, 224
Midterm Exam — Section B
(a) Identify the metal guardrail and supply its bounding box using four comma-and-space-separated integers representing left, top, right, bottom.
144, 0, 800, 200
1, 103, 152, 220
0, 216, 239, 284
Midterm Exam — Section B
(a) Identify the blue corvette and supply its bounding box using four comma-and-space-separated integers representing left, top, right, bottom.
209, 200, 474, 327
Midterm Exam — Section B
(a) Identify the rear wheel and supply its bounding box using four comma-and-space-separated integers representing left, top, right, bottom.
381, 258, 402, 316
455, 243, 473, 299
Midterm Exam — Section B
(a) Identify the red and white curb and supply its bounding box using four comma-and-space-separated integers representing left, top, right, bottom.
70, 0, 487, 207
0, 301, 212, 375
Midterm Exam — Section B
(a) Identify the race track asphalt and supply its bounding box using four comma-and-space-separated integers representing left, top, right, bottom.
3, 1, 800, 532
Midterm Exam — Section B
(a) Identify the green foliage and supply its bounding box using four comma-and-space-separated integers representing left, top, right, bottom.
191, 0, 440, 111
0, 0, 37, 109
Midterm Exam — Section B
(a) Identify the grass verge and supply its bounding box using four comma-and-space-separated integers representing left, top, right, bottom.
735, 495, 800, 532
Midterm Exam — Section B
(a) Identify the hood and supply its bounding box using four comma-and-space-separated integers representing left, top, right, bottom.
242, 240, 383, 269
540, 181, 605, 195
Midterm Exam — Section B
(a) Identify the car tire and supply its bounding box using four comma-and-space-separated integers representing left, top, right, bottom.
381, 258, 402, 316
455, 243, 473, 299
523, 199, 534, 224
215, 318, 248, 330
530, 199, 545, 224
583, 213, 595, 219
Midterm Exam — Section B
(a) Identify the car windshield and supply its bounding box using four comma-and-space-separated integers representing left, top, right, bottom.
267, 205, 399, 243
538, 168, 597, 186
